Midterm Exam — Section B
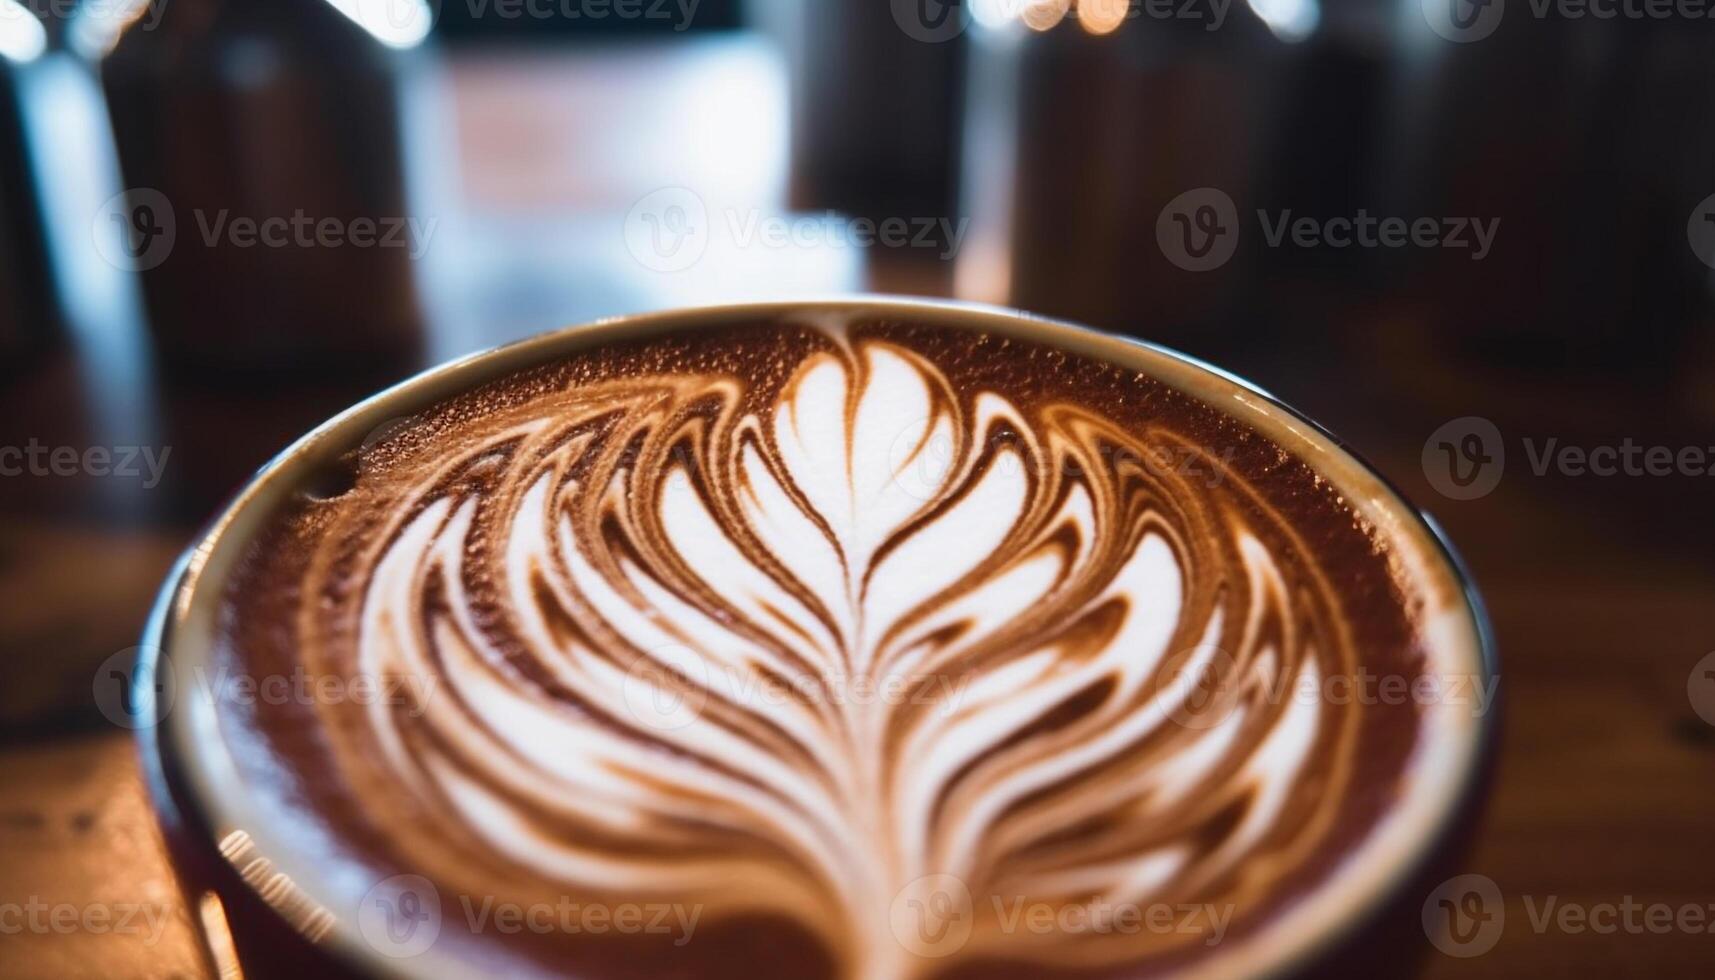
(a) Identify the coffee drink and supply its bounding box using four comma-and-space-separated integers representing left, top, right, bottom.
153, 304, 1488, 978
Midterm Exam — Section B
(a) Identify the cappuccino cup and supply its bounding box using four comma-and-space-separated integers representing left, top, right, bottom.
134, 298, 1495, 979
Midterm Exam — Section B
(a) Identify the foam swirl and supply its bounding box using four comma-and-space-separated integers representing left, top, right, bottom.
289, 323, 1372, 977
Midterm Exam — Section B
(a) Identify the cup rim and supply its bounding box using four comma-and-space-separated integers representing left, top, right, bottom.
136, 295, 1498, 980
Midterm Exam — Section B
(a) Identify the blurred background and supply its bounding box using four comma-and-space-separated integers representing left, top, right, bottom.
1, 0, 1713, 976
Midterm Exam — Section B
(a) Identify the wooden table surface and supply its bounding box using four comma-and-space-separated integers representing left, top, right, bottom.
3, 38, 1713, 980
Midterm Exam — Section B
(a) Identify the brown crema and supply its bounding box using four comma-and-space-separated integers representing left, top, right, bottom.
208, 315, 1445, 979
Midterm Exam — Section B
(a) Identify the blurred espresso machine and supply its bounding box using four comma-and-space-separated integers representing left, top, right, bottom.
87, 0, 428, 376
954, 0, 1715, 409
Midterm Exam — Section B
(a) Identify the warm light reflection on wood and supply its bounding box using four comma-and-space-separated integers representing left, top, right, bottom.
198, 892, 244, 980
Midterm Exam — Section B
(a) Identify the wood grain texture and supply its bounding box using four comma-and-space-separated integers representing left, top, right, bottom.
0, 733, 212, 980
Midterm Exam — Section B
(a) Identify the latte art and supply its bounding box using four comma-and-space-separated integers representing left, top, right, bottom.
210, 315, 1475, 978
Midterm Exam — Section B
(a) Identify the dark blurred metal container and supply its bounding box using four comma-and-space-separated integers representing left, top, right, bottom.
957, 4, 1333, 351
758, 0, 965, 221
0, 3, 61, 371
87, 0, 428, 375
1384, 18, 1715, 383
